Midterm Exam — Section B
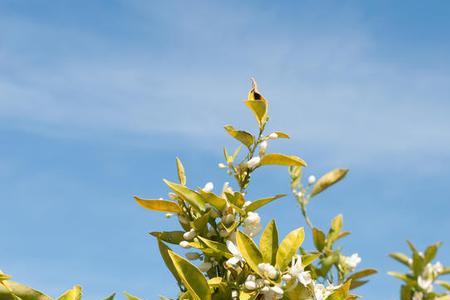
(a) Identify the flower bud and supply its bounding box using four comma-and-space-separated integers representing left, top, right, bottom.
246, 156, 261, 169
179, 241, 191, 248
218, 163, 227, 169
308, 175, 316, 185
259, 140, 268, 156
202, 182, 214, 193
268, 132, 278, 139
183, 229, 197, 241
165, 213, 173, 218
244, 280, 257, 290
222, 214, 235, 226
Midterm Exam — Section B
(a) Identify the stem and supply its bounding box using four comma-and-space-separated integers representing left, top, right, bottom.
299, 201, 313, 229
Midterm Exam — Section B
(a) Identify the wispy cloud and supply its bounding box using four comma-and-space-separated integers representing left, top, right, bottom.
1, 1, 449, 170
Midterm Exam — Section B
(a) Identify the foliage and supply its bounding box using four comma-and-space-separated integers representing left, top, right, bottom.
389, 241, 450, 300
135, 79, 376, 299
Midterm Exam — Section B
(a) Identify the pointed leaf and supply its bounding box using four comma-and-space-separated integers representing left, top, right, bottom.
276, 227, 305, 270
103, 293, 115, 300
245, 194, 286, 212
312, 228, 326, 251
424, 242, 441, 264
157, 239, 182, 285
347, 269, 377, 281
311, 169, 349, 197
135, 197, 181, 213
176, 157, 186, 185
124, 292, 142, 300
389, 253, 411, 267
199, 191, 227, 211
164, 180, 205, 211
168, 251, 211, 300
57, 285, 82, 300
260, 154, 306, 167
259, 220, 278, 265
236, 231, 263, 274
150, 231, 185, 244
224, 125, 254, 148
0, 281, 51, 300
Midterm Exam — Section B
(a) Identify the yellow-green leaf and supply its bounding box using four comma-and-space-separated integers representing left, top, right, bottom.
224, 125, 254, 148
176, 157, 186, 185
164, 180, 205, 211
150, 231, 185, 244
259, 220, 278, 265
245, 194, 286, 212
157, 239, 182, 285
245, 100, 268, 127
312, 228, 326, 251
57, 285, 82, 300
276, 227, 305, 270
199, 191, 227, 211
124, 292, 142, 300
197, 237, 233, 259
272, 131, 290, 138
168, 251, 211, 300
389, 253, 411, 267
0, 281, 51, 300
260, 154, 307, 167
103, 293, 115, 300
347, 269, 377, 281
134, 197, 181, 213
236, 231, 263, 274
311, 169, 349, 197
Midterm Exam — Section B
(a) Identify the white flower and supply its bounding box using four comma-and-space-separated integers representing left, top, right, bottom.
244, 275, 258, 290
198, 262, 212, 272
412, 291, 424, 300
179, 241, 191, 248
185, 252, 201, 260
432, 262, 443, 275
202, 182, 214, 193
313, 282, 338, 300
308, 175, 316, 185
259, 140, 268, 156
288, 255, 312, 287
260, 285, 284, 299
258, 263, 279, 280
218, 163, 227, 169
341, 253, 361, 272
243, 212, 262, 237
165, 213, 173, 218
418, 276, 433, 292
222, 182, 233, 196
225, 240, 245, 269
296, 191, 303, 198
183, 229, 197, 241
246, 156, 261, 169
268, 132, 278, 139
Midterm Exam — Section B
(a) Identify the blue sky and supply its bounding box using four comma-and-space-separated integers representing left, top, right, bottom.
1, 1, 450, 299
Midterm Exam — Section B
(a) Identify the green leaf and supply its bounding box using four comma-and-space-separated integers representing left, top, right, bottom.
276, 227, 305, 270
245, 194, 286, 212
164, 180, 205, 211
199, 191, 227, 211
272, 131, 290, 139
388, 272, 413, 284
193, 212, 210, 233
176, 157, 186, 185
424, 242, 441, 264
57, 285, 82, 300
260, 154, 307, 167
310, 169, 349, 197
150, 231, 185, 244
224, 125, 254, 148
301, 253, 320, 268
259, 220, 278, 265
157, 239, 182, 285
103, 293, 116, 300
168, 251, 211, 300
197, 237, 232, 259
389, 253, 411, 267
349, 280, 368, 290
236, 231, 263, 274
135, 197, 181, 213
436, 280, 450, 292
347, 269, 377, 281
312, 228, 326, 251
124, 292, 142, 300
0, 281, 51, 300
